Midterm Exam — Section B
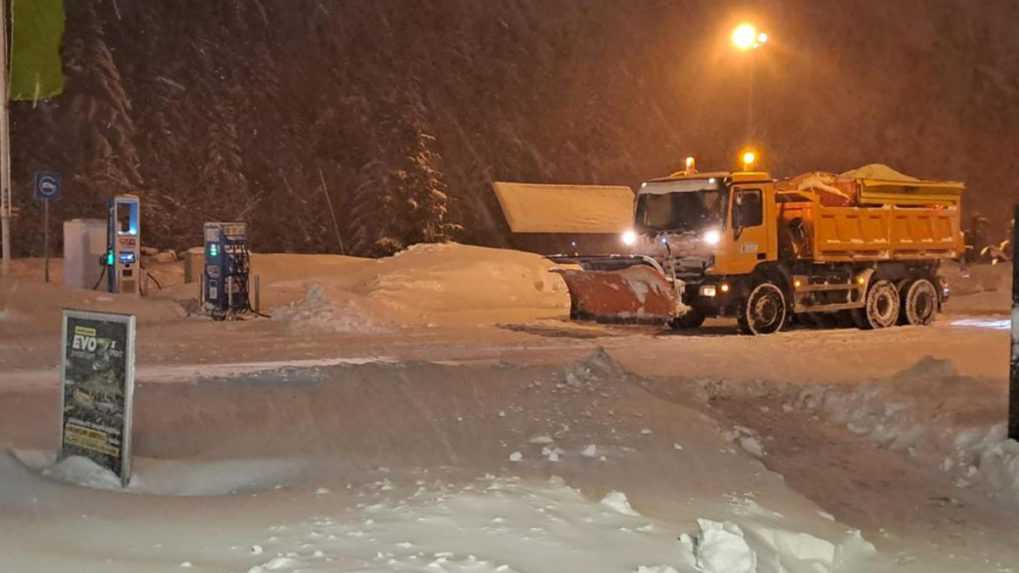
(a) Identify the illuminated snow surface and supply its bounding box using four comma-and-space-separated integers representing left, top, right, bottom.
1, 252, 1018, 572
0, 455, 877, 573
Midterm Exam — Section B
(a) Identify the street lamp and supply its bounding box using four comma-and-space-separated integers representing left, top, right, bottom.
731, 23, 768, 51
731, 22, 768, 143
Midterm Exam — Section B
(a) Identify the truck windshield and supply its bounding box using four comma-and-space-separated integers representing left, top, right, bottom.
635, 188, 728, 232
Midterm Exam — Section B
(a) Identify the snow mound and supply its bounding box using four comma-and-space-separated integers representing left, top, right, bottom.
684, 518, 876, 573
725, 426, 766, 458
688, 519, 757, 573
240, 477, 692, 572
940, 262, 1011, 314
601, 490, 640, 516
796, 356, 1019, 503
977, 438, 1019, 499
5, 243, 571, 333
1, 274, 186, 335
41, 455, 127, 489
559, 346, 630, 389
358, 243, 570, 326
271, 283, 392, 334
248, 556, 298, 572
261, 243, 570, 327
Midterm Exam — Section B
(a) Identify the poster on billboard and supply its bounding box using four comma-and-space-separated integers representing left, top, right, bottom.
59, 309, 136, 487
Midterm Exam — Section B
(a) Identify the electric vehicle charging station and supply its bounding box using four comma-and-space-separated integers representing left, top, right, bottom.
202, 222, 252, 318
107, 195, 141, 295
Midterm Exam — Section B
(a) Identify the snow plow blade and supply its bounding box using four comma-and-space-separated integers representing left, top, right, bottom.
553, 265, 677, 324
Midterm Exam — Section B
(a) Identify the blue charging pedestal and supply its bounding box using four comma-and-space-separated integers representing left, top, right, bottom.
203, 222, 251, 319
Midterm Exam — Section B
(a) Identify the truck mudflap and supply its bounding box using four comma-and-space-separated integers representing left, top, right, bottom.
552, 265, 678, 323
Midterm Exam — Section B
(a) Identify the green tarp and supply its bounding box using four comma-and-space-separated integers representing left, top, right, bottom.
9, 0, 65, 101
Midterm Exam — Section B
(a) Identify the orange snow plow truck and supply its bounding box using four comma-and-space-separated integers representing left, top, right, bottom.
546, 164, 964, 335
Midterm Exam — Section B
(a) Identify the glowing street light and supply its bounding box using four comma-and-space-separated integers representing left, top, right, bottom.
731, 22, 769, 143
731, 23, 768, 51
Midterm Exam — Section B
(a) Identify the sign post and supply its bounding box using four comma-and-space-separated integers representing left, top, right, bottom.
59, 309, 136, 486
33, 171, 61, 283
1011, 204, 1019, 441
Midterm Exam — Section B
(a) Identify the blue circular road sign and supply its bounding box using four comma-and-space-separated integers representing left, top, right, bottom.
34, 171, 62, 201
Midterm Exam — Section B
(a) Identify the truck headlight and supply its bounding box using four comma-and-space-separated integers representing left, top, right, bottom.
703, 229, 721, 245
622, 230, 637, 246
700, 285, 717, 297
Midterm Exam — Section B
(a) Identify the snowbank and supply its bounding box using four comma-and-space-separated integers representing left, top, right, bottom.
679, 517, 875, 573
686, 519, 757, 573
238, 476, 699, 572
3, 243, 571, 334
270, 284, 393, 334
14, 450, 308, 496
356, 242, 571, 324
268, 243, 571, 328
941, 262, 1011, 315
796, 356, 1019, 503
232, 476, 874, 573
41, 455, 129, 489
0, 272, 187, 334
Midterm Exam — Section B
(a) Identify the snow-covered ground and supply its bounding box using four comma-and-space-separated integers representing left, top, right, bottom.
1, 247, 1017, 572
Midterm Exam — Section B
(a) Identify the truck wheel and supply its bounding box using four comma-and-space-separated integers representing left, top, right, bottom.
738, 282, 787, 335
901, 278, 938, 326
670, 308, 706, 330
853, 280, 899, 329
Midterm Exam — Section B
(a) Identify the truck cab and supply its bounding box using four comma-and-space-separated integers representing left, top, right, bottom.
630, 171, 780, 319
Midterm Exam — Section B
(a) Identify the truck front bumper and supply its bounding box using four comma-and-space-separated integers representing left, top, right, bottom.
682, 277, 743, 317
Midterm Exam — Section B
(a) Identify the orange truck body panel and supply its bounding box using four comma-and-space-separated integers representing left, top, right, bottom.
778, 198, 963, 263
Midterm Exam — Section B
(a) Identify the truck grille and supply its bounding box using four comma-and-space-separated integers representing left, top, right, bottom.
671, 256, 710, 281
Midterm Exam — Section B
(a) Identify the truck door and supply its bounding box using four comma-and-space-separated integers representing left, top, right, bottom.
728, 186, 770, 274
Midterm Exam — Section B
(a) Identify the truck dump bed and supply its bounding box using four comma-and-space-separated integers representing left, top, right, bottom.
776, 166, 964, 262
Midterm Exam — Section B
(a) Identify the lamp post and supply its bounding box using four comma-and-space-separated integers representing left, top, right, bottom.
731, 23, 768, 142
0, 2, 10, 277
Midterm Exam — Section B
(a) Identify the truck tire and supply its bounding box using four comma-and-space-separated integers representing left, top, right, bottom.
738, 282, 787, 335
670, 308, 706, 330
853, 280, 900, 329
901, 278, 938, 326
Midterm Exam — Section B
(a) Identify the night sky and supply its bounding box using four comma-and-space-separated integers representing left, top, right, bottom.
10, 0, 1018, 253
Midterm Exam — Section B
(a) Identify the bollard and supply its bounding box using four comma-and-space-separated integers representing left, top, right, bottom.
255, 274, 261, 314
